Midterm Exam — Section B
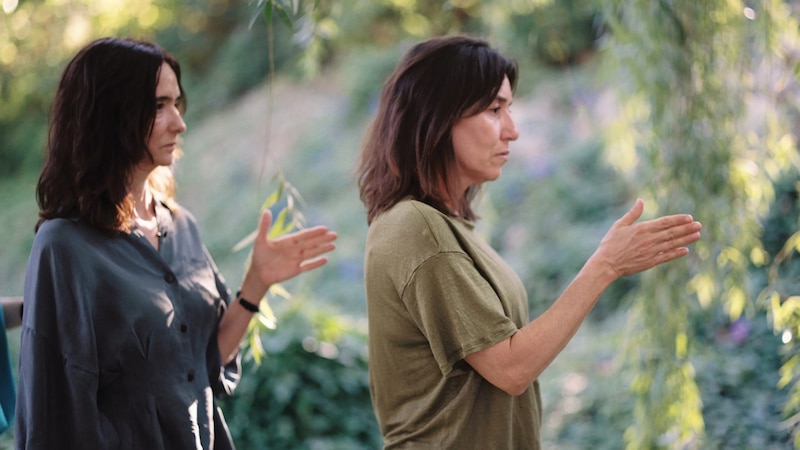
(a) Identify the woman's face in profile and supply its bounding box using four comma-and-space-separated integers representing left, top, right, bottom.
450, 76, 519, 192
141, 62, 186, 171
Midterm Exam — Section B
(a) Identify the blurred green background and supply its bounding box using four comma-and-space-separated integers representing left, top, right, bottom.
2, 0, 800, 448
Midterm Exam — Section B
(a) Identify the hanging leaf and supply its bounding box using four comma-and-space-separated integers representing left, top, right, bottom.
274, 3, 295, 31
261, 184, 284, 211
267, 207, 292, 239
263, 0, 273, 26
268, 284, 292, 302
232, 230, 258, 253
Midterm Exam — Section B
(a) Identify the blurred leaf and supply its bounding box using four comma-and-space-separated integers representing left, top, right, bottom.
267, 207, 292, 238
231, 230, 258, 253
261, 184, 285, 210
268, 283, 291, 301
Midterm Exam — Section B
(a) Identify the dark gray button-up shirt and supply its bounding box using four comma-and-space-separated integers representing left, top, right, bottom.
16, 202, 240, 449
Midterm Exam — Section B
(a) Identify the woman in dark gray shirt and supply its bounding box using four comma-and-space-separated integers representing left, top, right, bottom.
16, 37, 337, 450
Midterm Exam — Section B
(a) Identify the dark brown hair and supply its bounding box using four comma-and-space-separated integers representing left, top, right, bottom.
36, 37, 185, 234
357, 35, 517, 224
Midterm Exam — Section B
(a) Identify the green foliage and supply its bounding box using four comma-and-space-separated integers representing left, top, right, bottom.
510, 0, 602, 66
252, 0, 605, 80
599, 0, 800, 447
693, 314, 791, 449
539, 309, 792, 449
760, 170, 800, 448
338, 46, 406, 119
0, 0, 283, 177
220, 301, 381, 449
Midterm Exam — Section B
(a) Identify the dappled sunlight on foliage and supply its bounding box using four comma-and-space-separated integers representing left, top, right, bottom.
0, 0, 271, 174
602, 0, 800, 447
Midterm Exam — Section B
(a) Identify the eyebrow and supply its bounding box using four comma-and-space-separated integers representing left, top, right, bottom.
496, 94, 512, 105
156, 95, 182, 103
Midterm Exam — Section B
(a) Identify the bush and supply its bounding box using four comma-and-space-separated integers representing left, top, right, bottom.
694, 313, 791, 449
221, 301, 381, 450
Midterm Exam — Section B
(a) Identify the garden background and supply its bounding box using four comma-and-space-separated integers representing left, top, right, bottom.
1, 0, 799, 448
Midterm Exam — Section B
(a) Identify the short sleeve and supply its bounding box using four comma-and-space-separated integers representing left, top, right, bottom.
403, 252, 519, 377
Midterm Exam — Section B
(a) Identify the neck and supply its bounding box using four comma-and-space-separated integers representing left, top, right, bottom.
437, 182, 466, 217
130, 173, 154, 220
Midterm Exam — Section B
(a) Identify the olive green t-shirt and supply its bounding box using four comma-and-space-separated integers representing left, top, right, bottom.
364, 199, 542, 449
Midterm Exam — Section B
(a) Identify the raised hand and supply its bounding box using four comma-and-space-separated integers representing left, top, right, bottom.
592, 199, 702, 279
243, 209, 338, 296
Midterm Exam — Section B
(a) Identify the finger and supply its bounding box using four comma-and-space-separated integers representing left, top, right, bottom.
616, 198, 644, 227
303, 242, 337, 259
654, 228, 701, 254
257, 209, 274, 242
299, 256, 329, 272
645, 214, 696, 233
294, 240, 336, 261
654, 220, 702, 244
675, 232, 701, 248
652, 247, 690, 266
281, 226, 334, 245
303, 231, 338, 248
289, 230, 338, 249
294, 225, 331, 238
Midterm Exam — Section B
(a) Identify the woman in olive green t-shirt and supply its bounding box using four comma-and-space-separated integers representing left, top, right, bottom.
357, 35, 702, 449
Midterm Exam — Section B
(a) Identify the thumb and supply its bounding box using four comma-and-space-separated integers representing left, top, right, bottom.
617, 198, 644, 226
257, 209, 273, 242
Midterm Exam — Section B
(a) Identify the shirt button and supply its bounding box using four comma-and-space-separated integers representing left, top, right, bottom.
187, 371, 195, 382
180, 324, 187, 333
164, 272, 176, 283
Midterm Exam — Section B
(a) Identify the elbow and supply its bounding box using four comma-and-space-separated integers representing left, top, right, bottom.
465, 342, 541, 397
495, 367, 536, 397
467, 358, 538, 396
500, 381, 530, 397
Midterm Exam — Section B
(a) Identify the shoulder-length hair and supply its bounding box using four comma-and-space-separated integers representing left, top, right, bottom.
36, 37, 186, 234
357, 35, 517, 224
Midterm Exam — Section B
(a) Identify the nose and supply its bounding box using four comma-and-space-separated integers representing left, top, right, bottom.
174, 115, 187, 134
503, 112, 519, 141
170, 106, 187, 134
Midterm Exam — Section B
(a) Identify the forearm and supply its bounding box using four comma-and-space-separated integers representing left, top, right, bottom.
466, 256, 618, 395
466, 201, 701, 395
513, 257, 616, 380
1, 296, 23, 329
216, 276, 269, 365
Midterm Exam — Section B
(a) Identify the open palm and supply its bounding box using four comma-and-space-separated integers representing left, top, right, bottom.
247, 210, 338, 290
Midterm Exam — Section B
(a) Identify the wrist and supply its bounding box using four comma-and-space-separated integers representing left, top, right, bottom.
235, 290, 261, 313
239, 274, 269, 302
583, 254, 620, 287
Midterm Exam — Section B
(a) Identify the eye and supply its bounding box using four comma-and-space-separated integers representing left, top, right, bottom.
490, 106, 501, 115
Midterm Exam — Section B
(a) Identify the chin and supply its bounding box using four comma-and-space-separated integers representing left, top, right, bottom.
487, 172, 502, 181
154, 155, 175, 167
